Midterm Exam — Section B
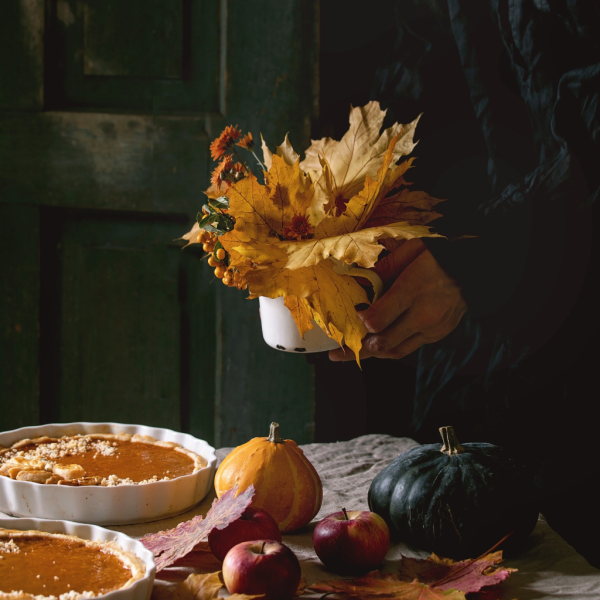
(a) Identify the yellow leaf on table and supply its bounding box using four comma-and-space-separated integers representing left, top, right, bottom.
309, 570, 467, 600
171, 572, 223, 600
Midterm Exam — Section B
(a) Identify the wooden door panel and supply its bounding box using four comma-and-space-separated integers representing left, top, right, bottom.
0, 0, 44, 111
83, 1, 183, 79
0, 0, 319, 446
0, 112, 209, 214
58, 216, 183, 427
0, 204, 41, 432
46, 0, 220, 113
36, 210, 216, 434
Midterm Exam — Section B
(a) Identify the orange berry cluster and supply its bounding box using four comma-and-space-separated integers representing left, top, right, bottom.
196, 230, 248, 290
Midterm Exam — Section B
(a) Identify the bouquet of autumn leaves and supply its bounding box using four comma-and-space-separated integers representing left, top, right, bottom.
182, 102, 444, 363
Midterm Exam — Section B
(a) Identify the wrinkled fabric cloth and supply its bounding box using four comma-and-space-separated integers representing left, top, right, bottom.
102, 435, 599, 599
370, 0, 600, 563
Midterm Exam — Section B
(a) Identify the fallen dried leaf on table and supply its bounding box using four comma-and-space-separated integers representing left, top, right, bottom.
171, 572, 223, 600
141, 485, 255, 572
398, 551, 516, 594
308, 570, 466, 599
168, 545, 223, 573
295, 577, 307, 595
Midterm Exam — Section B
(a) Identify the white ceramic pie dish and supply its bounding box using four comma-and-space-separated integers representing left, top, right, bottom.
0, 516, 155, 600
0, 422, 217, 525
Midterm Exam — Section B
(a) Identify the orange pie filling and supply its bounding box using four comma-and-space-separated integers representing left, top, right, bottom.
0, 434, 206, 487
0, 528, 146, 599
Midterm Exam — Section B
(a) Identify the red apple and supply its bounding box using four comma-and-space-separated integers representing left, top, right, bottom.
222, 540, 301, 600
313, 508, 390, 573
208, 506, 282, 561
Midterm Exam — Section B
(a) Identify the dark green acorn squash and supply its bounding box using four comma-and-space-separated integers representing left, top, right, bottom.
367, 426, 539, 559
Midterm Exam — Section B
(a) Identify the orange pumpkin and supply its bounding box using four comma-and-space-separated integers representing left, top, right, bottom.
214, 422, 323, 533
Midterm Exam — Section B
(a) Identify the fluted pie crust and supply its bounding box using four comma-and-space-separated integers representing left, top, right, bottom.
0, 527, 146, 599
0, 433, 206, 487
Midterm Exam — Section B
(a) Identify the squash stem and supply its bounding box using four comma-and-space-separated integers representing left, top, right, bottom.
439, 426, 465, 455
267, 422, 284, 443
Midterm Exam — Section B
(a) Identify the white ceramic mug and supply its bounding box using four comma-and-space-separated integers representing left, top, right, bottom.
258, 296, 339, 353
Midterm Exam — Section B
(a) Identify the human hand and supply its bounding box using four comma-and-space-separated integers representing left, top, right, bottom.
329, 239, 467, 361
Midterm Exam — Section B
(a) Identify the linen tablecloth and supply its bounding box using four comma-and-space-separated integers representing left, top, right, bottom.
112, 434, 600, 599
3, 434, 599, 598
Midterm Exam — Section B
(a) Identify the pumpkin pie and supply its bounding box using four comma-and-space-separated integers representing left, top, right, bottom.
0, 527, 146, 599
0, 433, 206, 487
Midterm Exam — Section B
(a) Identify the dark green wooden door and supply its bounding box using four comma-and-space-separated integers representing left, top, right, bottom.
0, 0, 319, 447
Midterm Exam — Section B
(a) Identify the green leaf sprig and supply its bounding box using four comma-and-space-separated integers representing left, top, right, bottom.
197, 196, 235, 236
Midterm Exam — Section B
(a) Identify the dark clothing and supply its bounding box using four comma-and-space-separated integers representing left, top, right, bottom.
371, 0, 600, 565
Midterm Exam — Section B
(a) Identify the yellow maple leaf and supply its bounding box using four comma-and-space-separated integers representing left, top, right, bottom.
300, 102, 420, 223
284, 295, 314, 338
235, 222, 439, 270
242, 259, 368, 363
171, 571, 223, 600
366, 188, 445, 228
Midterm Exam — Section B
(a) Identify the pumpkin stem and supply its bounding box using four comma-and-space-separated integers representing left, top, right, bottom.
439, 426, 465, 456
267, 422, 284, 443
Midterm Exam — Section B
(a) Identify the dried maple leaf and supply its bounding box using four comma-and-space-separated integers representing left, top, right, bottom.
261, 132, 303, 173
300, 102, 420, 223
308, 570, 466, 600
167, 542, 223, 573
237, 222, 438, 270
141, 485, 255, 572
365, 188, 445, 229
284, 295, 314, 338
398, 551, 516, 594
244, 260, 369, 363
171, 572, 223, 600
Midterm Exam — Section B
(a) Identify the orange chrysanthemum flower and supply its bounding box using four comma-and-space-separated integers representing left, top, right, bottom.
211, 155, 234, 189
210, 125, 242, 161
237, 132, 254, 150
232, 161, 246, 175
282, 214, 313, 241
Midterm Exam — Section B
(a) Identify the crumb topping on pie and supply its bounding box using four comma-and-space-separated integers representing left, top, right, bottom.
0, 528, 146, 600
0, 433, 206, 487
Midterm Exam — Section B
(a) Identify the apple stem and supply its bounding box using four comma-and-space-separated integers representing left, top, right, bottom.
267, 422, 284, 443
260, 541, 266, 554
341, 507, 349, 520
